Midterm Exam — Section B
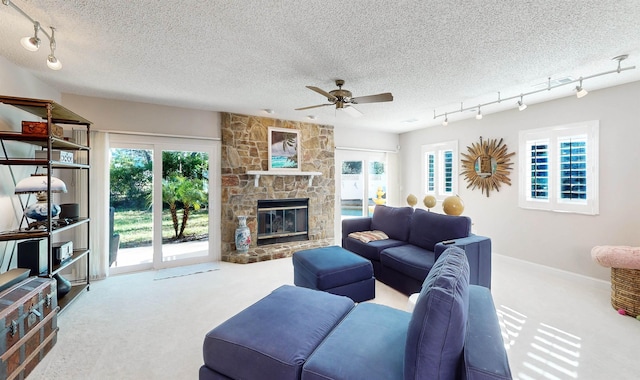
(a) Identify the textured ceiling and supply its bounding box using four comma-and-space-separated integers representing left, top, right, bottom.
1, 0, 639, 133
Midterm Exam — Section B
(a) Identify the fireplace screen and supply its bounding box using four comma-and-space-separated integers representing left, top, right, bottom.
257, 198, 309, 245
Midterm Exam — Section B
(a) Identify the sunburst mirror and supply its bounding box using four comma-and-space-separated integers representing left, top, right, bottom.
460, 137, 515, 197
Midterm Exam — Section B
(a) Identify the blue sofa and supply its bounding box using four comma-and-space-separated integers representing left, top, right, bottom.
200, 247, 512, 380
342, 205, 492, 295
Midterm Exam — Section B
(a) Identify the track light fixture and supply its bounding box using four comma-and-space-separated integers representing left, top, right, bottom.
2, 0, 63, 70
434, 55, 634, 124
517, 95, 527, 111
575, 78, 588, 98
46, 27, 61, 70
442, 113, 448, 126
20, 21, 40, 51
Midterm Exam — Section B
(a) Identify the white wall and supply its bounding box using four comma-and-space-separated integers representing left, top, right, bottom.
62, 94, 221, 139
399, 81, 640, 281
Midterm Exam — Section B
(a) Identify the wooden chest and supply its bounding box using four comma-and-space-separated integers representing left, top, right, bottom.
21, 121, 64, 139
0, 277, 58, 380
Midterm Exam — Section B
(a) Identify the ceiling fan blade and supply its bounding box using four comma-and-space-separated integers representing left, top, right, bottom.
351, 92, 393, 104
341, 105, 363, 117
295, 103, 333, 111
306, 86, 338, 101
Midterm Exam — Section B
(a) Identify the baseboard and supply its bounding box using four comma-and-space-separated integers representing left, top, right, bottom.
494, 253, 610, 292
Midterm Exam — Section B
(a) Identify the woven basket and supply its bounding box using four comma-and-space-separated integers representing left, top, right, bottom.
611, 267, 640, 317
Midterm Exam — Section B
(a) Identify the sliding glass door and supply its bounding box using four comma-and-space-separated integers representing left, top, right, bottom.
159, 149, 210, 264
337, 150, 388, 219
109, 135, 218, 274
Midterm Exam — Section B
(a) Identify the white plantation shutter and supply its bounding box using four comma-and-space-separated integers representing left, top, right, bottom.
422, 141, 458, 199
519, 121, 598, 215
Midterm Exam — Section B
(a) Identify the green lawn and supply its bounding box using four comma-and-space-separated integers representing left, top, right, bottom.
114, 208, 209, 248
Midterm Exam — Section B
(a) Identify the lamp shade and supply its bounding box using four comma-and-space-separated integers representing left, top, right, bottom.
15, 174, 67, 194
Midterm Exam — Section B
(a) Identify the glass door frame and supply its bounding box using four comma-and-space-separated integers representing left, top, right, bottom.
109, 134, 220, 275
335, 149, 389, 244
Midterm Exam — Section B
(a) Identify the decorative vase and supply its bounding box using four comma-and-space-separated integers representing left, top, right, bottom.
235, 216, 251, 254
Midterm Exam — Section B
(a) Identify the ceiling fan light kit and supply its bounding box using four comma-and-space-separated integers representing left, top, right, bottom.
3, 0, 62, 70
434, 54, 634, 124
296, 79, 393, 117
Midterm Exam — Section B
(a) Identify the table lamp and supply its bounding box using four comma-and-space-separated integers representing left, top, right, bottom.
14, 174, 67, 224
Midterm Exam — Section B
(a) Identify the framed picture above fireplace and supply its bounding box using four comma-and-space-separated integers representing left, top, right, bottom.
268, 127, 300, 170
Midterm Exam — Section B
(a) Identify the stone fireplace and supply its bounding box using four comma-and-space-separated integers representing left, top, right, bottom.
221, 113, 335, 263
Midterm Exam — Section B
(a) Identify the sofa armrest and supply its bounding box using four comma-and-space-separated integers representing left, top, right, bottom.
434, 235, 492, 288
341, 217, 373, 245
462, 286, 512, 380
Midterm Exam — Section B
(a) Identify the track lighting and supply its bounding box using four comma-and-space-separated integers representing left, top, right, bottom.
3, 0, 63, 70
20, 21, 41, 51
442, 113, 448, 126
517, 95, 527, 111
46, 27, 61, 70
575, 78, 588, 98
434, 55, 634, 124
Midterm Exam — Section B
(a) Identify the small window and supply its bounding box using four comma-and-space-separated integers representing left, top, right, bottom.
422, 140, 458, 199
519, 121, 599, 215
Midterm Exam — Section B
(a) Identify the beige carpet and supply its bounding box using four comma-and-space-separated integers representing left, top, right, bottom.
28, 255, 638, 379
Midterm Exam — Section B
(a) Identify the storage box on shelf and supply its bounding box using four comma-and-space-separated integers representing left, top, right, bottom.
0, 95, 92, 311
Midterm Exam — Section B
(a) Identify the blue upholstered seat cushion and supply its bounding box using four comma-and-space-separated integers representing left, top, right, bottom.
408, 209, 472, 251
203, 285, 354, 380
343, 237, 407, 262
404, 246, 470, 380
293, 246, 373, 290
302, 303, 410, 380
380, 244, 435, 281
371, 205, 414, 241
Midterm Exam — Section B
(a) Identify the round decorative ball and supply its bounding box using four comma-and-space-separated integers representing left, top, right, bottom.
423, 195, 437, 209
636, 315, 640, 321
618, 308, 626, 315
442, 195, 464, 216
406, 194, 418, 207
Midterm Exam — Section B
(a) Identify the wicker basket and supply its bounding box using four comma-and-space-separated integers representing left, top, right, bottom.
611, 267, 640, 317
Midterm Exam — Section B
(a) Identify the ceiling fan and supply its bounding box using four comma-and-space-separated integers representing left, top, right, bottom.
295, 79, 393, 117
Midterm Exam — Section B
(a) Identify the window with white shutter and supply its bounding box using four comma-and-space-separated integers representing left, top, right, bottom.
519, 121, 599, 214
422, 141, 458, 200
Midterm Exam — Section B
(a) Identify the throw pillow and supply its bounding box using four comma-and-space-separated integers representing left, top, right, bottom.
348, 230, 389, 243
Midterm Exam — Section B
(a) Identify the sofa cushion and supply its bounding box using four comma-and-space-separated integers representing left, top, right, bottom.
404, 246, 470, 380
408, 209, 472, 251
380, 244, 435, 282
202, 285, 354, 380
302, 303, 410, 380
344, 237, 407, 262
463, 286, 513, 379
371, 205, 414, 241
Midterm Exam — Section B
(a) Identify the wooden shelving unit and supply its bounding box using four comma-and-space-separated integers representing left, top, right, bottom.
0, 95, 92, 312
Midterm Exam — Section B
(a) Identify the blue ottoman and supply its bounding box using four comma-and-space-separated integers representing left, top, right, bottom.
293, 245, 375, 302
201, 285, 354, 380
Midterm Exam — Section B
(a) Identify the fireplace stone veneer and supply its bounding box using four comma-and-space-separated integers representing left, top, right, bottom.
221, 113, 335, 263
